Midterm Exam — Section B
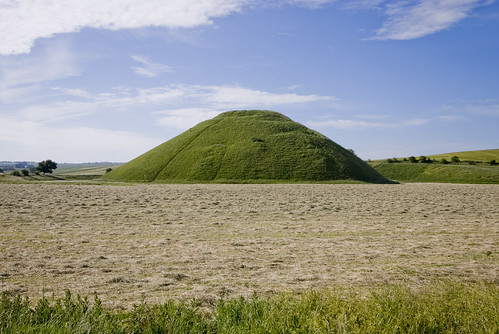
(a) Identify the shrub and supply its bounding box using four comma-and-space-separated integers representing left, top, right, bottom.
21, 169, 30, 176
418, 156, 427, 163
451, 156, 460, 163
490, 160, 497, 166
106, 168, 113, 173
11, 171, 21, 176
409, 156, 417, 163
441, 158, 449, 164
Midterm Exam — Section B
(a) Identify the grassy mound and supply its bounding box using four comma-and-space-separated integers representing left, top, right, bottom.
105, 110, 389, 183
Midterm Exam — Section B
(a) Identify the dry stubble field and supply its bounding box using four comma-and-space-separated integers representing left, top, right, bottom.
1, 183, 498, 308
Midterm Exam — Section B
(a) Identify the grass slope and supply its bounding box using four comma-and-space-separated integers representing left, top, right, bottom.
429, 148, 499, 162
370, 162, 499, 184
106, 110, 389, 183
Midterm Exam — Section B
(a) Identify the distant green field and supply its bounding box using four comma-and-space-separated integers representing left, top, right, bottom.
370, 162, 499, 184
368, 149, 499, 184
53, 163, 123, 176
373, 148, 499, 164
429, 148, 499, 162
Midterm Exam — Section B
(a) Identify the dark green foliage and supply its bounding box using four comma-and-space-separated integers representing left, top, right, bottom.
1, 282, 498, 333
409, 156, 417, 163
418, 156, 427, 163
106, 110, 389, 183
441, 158, 449, 164
451, 155, 460, 163
10, 170, 21, 176
491, 159, 497, 165
21, 169, 30, 176
36, 160, 58, 174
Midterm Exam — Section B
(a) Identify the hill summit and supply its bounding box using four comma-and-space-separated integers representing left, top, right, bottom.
106, 110, 390, 183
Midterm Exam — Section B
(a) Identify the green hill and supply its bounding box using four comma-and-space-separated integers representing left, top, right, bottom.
429, 149, 499, 163
369, 161, 499, 184
105, 110, 390, 183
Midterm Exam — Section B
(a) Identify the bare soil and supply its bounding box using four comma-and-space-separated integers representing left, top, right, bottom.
1, 183, 497, 308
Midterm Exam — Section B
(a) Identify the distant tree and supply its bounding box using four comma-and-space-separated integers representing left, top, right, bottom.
409, 156, 417, 163
418, 156, 427, 164
106, 168, 113, 173
11, 170, 21, 176
490, 160, 497, 166
441, 158, 449, 164
36, 159, 58, 174
451, 156, 460, 163
0, 168, 3, 173
427, 157, 433, 164
21, 169, 30, 176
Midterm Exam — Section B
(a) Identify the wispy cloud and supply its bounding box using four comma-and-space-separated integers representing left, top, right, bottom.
305, 118, 388, 129
404, 118, 428, 126
131, 56, 173, 78
0, 0, 250, 55
154, 108, 222, 129
373, 0, 493, 40
56, 83, 334, 109
0, 117, 162, 162
306, 116, 431, 129
0, 41, 79, 103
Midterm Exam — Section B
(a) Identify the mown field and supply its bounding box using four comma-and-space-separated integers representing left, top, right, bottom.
1, 183, 498, 332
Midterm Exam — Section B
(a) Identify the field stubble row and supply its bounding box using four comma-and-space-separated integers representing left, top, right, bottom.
0, 183, 497, 308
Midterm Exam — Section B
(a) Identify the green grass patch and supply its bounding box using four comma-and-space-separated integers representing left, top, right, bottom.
370, 162, 499, 184
2, 282, 497, 333
429, 148, 499, 163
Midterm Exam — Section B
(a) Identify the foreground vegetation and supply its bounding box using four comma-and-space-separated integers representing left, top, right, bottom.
2, 281, 497, 333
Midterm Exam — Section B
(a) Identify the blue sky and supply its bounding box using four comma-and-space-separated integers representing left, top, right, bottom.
1, 0, 498, 162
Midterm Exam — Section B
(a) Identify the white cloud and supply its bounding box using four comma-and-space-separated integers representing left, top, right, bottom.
203, 85, 334, 108
56, 83, 334, 110
131, 55, 173, 78
306, 119, 388, 129
0, 117, 162, 162
0, 0, 250, 55
18, 101, 95, 123
373, 0, 493, 40
0, 41, 79, 103
154, 108, 222, 129
306, 116, 431, 129
404, 118, 429, 126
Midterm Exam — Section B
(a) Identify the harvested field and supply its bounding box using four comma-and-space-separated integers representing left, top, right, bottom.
1, 183, 497, 308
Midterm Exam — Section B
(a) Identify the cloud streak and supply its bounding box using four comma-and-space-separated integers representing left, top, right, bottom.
305, 116, 431, 129
131, 56, 173, 78
0, 117, 162, 162
373, 0, 493, 40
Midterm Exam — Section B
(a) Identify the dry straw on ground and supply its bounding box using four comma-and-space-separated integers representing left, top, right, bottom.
1, 183, 497, 308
